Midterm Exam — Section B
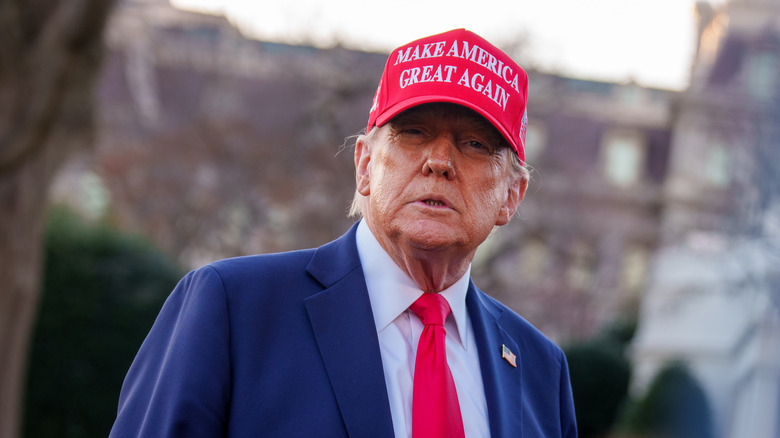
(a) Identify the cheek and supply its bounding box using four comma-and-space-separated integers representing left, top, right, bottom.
468, 171, 511, 218
470, 164, 506, 199
369, 160, 408, 208
475, 186, 505, 211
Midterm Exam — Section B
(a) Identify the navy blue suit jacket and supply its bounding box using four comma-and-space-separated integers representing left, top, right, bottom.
110, 223, 577, 437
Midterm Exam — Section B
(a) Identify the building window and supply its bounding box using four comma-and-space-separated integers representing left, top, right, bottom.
519, 238, 549, 284
566, 239, 596, 290
705, 141, 731, 188
616, 83, 646, 106
619, 245, 649, 293
602, 130, 646, 187
747, 51, 776, 100
524, 121, 547, 163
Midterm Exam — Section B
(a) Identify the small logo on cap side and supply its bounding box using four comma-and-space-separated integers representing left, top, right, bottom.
519, 108, 528, 148
370, 82, 382, 114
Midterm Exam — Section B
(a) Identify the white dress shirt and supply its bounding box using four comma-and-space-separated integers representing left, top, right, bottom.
355, 220, 490, 438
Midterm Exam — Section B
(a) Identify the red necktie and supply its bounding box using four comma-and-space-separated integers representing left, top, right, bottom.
410, 293, 466, 438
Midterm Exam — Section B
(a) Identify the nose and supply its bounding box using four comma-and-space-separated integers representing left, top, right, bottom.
422, 135, 456, 180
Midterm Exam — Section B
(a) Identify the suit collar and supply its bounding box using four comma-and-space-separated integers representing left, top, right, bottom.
305, 224, 525, 437
467, 282, 525, 437
304, 223, 395, 438
305, 222, 363, 288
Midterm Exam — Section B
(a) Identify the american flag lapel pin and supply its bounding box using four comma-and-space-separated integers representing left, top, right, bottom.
501, 344, 517, 368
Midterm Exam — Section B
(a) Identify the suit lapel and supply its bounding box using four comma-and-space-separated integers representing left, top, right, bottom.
467, 283, 525, 437
304, 224, 394, 438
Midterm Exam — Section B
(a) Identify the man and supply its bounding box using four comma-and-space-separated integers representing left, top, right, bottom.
110, 29, 577, 438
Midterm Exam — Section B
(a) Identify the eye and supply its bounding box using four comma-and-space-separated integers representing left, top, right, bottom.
403, 128, 425, 135
464, 139, 494, 155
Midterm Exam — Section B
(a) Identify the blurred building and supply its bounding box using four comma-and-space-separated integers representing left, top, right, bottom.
56, 0, 674, 341
631, 1, 780, 437
83, 0, 387, 269
62, 0, 678, 343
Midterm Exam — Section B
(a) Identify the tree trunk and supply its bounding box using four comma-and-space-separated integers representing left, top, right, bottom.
0, 148, 58, 438
0, 0, 115, 436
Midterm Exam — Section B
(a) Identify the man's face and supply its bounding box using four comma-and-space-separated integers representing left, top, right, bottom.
355, 103, 526, 258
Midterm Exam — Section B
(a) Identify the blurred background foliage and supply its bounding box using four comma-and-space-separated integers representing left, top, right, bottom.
23, 206, 181, 437
618, 361, 715, 438
565, 319, 633, 438
565, 318, 715, 438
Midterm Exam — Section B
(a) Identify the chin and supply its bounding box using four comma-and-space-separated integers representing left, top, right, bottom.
402, 221, 464, 251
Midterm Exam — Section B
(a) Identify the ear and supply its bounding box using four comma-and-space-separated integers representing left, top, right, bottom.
495, 174, 528, 226
355, 136, 371, 196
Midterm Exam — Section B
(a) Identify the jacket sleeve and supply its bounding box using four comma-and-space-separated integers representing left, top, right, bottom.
109, 266, 231, 438
559, 349, 579, 438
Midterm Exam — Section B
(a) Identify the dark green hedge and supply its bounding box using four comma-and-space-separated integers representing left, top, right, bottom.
565, 339, 631, 438
619, 361, 714, 438
23, 207, 181, 437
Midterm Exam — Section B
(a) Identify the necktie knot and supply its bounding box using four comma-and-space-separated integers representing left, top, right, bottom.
410, 293, 450, 326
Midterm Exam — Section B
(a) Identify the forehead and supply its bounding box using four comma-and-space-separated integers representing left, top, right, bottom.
389, 103, 509, 146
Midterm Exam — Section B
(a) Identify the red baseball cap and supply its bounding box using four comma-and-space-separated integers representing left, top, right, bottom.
367, 28, 529, 163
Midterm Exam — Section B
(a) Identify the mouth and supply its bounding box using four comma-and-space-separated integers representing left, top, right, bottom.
417, 197, 451, 209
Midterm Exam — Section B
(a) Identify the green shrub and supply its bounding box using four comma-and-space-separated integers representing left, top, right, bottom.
23, 206, 181, 437
596, 317, 637, 355
565, 339, 631, 438
619, 361, 714, 438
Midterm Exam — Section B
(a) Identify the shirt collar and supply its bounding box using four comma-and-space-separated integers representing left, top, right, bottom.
356, 220, 471, 349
